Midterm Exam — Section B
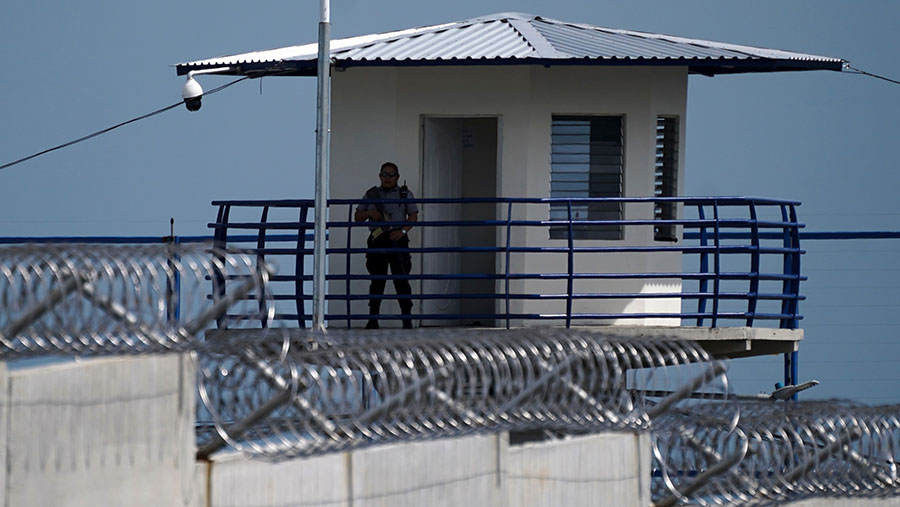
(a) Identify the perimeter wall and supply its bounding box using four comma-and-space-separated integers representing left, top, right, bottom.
0, 354, 651, 507
3, 355, 893, 506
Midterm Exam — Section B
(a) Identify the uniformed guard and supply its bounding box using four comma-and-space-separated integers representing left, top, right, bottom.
354, 162, 419, 329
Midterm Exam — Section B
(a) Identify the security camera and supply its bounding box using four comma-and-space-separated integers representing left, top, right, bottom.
180, 67, 231, 112
182, 73, 203, 112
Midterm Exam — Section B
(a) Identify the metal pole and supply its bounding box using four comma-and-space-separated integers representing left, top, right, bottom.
312, 0, 332, 331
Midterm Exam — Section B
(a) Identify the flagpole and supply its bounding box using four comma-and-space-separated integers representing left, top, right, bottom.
312, 0, 331, 331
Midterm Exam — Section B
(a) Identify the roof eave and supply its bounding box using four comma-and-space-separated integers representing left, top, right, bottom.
687, 58, 845, 76
175, 56, 845, 78
175, 61, 316, 77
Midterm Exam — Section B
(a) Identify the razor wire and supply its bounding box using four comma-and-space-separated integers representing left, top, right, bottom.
2, 244, 899, 503
194, 327, 730, 460
651, 400, 900, 505
0, 243, 272, 358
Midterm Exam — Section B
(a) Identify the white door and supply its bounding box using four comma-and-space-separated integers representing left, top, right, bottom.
421, 118, 464, 325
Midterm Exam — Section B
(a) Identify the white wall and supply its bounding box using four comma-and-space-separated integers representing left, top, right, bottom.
508, 432, 651, 507
329, 65, 688, 327
204, 432, 650, 507
0, 355, 200, 507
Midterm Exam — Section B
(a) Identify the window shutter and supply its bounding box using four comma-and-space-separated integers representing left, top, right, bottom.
654, 116, 679, 242
550, 116, 623, 240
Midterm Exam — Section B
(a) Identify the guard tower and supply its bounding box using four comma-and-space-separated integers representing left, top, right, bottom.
179, 12, 844, 374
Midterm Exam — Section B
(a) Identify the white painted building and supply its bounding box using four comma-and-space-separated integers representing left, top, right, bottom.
329, 64, 688, 326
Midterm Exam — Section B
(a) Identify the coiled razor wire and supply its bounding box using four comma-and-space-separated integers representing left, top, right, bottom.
194, 327, 731, 460
2, 245, 899, 503
651, 400, 900, 505
0, 244, 272, 357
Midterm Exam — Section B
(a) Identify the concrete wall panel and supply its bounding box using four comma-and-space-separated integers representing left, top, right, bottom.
208, 451, 350, 507
3, 354, 197, 507
508, 432, 647, 507
350, 435, 505, 507
203, 432, 651, 507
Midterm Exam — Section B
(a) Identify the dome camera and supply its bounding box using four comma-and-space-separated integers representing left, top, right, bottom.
178, 67, 232, 112
182, 73, 203, 112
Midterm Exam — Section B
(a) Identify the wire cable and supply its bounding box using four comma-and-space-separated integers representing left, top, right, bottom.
844, 64, 900, 86
2, 64, 893, 173
0, 76, 250, 172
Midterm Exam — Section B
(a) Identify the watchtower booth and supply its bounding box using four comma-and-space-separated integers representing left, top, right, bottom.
178, 13, 842, 341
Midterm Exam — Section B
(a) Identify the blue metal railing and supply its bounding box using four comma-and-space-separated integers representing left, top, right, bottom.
208, 196, 806, 330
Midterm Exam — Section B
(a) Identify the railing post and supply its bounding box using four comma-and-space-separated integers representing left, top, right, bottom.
346, 204, 353, 329
781, 203, 802, 397
257, 206, 270, 328
296, 205, 310, 328
212, 204, 231, 329
566, 200, 575, 328
165, 230, 177, 327
505, 201, 513, 329
780, 204, 801, 329
711, 200, 721, 328
696, 205, 709, 326
790, 204, 801, 328
174, 235, 181, 323
746, 203, 760, 327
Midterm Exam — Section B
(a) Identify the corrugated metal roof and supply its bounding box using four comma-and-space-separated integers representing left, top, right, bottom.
175, 12, 844, 77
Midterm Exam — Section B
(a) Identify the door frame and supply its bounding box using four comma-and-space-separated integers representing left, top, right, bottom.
418, 114, 503, 326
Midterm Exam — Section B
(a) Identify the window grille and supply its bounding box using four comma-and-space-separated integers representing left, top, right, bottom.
654, 116, 679, 242
549, 115, 624, 240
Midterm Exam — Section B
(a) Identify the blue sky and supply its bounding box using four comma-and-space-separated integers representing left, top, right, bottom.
2, 1, 898, 402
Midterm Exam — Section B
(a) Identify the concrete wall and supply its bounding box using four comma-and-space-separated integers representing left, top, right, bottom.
328, 65, 687, 327
208, 435, 506, 507
0, 355, 200, 507
2, 357, 896, 506
0, 355, 651, 507
508, 432, 651, 507
205, 432, 650, 507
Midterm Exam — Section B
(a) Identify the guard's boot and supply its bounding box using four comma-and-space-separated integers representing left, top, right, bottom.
400, 302, 413, 329
366, 303, 380, 330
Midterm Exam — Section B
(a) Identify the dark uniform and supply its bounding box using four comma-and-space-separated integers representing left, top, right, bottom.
357, 185, 419, 326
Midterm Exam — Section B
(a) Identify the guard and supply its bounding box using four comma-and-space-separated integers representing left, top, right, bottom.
354, 162, 419, 329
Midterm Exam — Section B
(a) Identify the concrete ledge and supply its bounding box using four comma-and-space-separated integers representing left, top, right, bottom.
585, 326, 803, 359
207, 325, 802, 360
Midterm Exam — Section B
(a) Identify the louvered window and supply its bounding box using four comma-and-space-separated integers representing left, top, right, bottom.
654, 116, 679, 242
549, 116, 624, 240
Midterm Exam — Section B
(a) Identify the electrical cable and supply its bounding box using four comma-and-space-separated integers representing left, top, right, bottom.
844, 64, 900, 86
0, 76, 250, 172
2, 64, 894, 173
